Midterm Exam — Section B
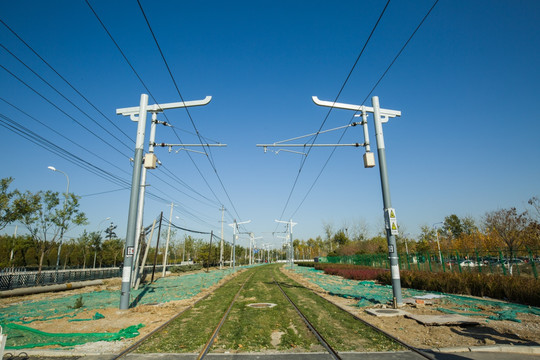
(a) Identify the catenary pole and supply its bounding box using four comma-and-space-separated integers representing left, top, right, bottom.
119, 93, 148, 310
132, 111, 158, 285
228, 219, 251, 272
117, 94, 212, 308
219, 206, 225, 269
162, 202, 174, 277
307, 95, 403, 307
275, 219, 296, 269
372, 96, 403, 306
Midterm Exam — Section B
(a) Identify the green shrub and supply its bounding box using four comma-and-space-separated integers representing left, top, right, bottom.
169, 264, 203, 273
377, 270, 540, 307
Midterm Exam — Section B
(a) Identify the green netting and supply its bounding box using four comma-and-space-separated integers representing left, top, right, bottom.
292, 265, 540, 322
2, 323, 143, 349
68, 312, 105, 322
0, 266, 242, 349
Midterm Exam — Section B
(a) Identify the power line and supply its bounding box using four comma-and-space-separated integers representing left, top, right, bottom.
0, 63, 131, 159
86, 0, 232, 219
0, 18, 133, 144
287, 0, 440, 221
275, 0, 392, 227
0, 97, 132, 176
0, 113, 131, 188
361, 0, 440, 104
81, 188, 129, 197
135, 0, 245, 224
0, 43, 133, 152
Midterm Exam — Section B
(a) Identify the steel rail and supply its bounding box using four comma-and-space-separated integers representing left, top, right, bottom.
273, 277, 342, 360
112, 270, 250, 360
197, 272, 254, 359
284, 269, 436, 360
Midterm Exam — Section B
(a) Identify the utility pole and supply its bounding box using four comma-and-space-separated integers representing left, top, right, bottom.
228, 219, 251, 272
249, 233, 262, 265
133, 111, 161, 286
116, 94, 212, 310
117, 93, 148, 310
219, 206, 225, 269
275, 219, 296, 269
312, 95, 403, 307
162, 202, 174, 277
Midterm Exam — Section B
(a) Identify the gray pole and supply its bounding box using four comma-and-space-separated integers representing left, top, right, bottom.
162, 201, 174, 277
120, 93, 148, 310
372, 96, 403, 306
219, 206, 224, 269
289, 220, 294, 269
232, 220, 236, 272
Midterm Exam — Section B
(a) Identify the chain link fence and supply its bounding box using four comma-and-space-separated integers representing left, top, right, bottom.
0, 265, 168, 290
320, 248, 539, 279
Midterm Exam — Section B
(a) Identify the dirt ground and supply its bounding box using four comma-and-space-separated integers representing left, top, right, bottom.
1, 266, 539, 353
0, 268, 245, 353
281, 266, 540, 350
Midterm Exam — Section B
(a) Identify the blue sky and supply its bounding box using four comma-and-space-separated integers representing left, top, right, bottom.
1, 0, 539, 249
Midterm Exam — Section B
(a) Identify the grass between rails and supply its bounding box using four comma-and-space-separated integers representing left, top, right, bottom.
137, 264, 402, 354
136, 269, 253, 353
275, 266, 403, 352
213, 264, 320, 352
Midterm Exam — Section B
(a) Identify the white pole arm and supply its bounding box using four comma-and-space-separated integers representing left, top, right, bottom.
117, 96, 212, 116
312, 96, 401, 120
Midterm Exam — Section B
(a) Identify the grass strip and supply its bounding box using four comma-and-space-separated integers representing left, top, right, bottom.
136, 269, 252, 353
213, 264, 321, 352
275, 265, 403, 352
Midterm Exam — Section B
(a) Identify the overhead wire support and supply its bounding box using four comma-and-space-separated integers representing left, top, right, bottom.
312, 95, 403, 307
87, 1, 242, 225
116, 94, 212, 310
256, 122, 365, 155
135, 0, 245, 225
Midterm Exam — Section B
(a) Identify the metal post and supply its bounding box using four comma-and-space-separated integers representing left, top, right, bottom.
289, 219, 294, 269
151, 212, 163, 283
219, 206, 224, 269
228, 219, 250, 272
232, 220, 237, 272
133, 112, 158, 285
162, 202, 174, 277
119, 93, 148, 310
372, 95, 403, 306
207, 231, 213, 272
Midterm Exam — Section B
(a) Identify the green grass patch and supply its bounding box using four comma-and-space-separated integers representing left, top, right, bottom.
214, 265, 320, 352
136, 269, 252, 353
273, 266, 402, 352
136, 265, 402, 354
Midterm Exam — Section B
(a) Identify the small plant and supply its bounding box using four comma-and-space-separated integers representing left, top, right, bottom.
71, 295, 84, 309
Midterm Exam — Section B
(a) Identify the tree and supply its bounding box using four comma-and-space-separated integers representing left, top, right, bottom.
443, 214, 463, 239
323, 222, 334, 252
102, 238, 123, 266
1, 177, 36, 231
528, 196, 540, 220
17, 190, 87, 273
333, 229, 349, 247
76, 231, 92, 269
90, 231, 103, 268
484, 207, 528, 256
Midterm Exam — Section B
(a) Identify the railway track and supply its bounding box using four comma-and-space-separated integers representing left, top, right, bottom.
113, 265, 435, 359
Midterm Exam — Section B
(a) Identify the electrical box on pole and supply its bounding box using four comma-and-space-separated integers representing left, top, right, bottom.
363, 152, 375, 168
144, 153, 157, 169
